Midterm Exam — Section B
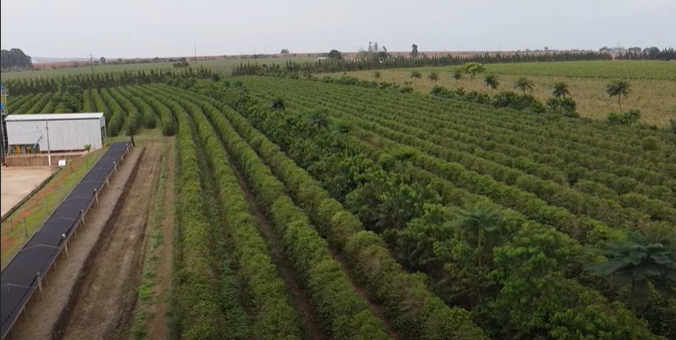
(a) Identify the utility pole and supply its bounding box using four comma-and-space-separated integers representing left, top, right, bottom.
88, 52, 95, 77
193, 44, 197, 64
45, 120, 52, 167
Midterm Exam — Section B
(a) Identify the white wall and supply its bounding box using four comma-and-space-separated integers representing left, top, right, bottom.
7, 118, 104, 151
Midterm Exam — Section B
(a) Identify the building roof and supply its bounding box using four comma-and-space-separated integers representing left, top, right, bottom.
4, 113, 105, 122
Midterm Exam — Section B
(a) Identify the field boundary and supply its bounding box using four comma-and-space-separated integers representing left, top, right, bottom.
0, 142, 132, 340
1, 171, 58, 223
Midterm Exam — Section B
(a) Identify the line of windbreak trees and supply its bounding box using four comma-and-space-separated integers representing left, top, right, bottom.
615, 48, 676, 61
2, 66, 218, 95
232, 50, 612, 76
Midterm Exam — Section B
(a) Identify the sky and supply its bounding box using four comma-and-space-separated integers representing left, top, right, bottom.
1, 0, 674, 59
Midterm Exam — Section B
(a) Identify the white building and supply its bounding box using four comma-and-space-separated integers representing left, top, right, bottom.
5, 113, 106, 154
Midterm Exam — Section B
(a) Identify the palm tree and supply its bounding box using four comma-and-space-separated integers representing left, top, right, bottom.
452, 203, 505, 266
270, 98, 285, 110
552, 82, 570, 98
589, 235, 676, 340
410, 71, 422, 80
483, 74, 500, 90
306, 113, 329, 132
450, 70, 463, 85
606, 80, 631, 111
373, 71, 382, 81
335, 122, 352, 155
513, 77, 534, 93
427, 71, 439, 82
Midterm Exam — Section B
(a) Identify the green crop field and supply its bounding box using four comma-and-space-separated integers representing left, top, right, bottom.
0, 56, 316, 81
324, 61, 676, 126
2, 63, 674, 340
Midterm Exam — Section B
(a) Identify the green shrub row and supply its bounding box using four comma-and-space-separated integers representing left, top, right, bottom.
117, 86, 157, 129
148, 84, 391, 340
116, 86, 157, 129
99, 88, 125, 136
82, 89, 94, 113
154, 83, 487, 340
90, 88, 110, 122
38, 92, 57, 113
145, 86, 302, 340
333, 105, 676, 226
108, 87, 142, 135
313, 91, 676, 205
13, 93, 43, 114
127, 86, 176, 136
248, 77, 675, 185
172, 101, 226, 340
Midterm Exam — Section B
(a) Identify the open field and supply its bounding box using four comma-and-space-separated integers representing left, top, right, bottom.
0, 57, 317, 81
0, 150, 104, 269
1, 62, 674, 340
1, 168, 53, 216
322, 61, 676, 126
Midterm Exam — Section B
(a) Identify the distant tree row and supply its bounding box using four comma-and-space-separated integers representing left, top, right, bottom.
232, 50, 612, 76
1, 48, 33, 70
616, 47, 676, 61
2, 66, 216, 95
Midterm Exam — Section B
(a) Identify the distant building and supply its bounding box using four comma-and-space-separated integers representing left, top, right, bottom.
612, 47, 626, 53
5, 113, 106, 154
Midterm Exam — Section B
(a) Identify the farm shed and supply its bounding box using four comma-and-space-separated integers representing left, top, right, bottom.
5, 113, 106, 154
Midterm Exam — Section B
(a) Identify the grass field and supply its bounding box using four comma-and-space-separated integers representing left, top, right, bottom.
0, 57, 317, 81
0, 149, 105, 269
323, 61, 676, 126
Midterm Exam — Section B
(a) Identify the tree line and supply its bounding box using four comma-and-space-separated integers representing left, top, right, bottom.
1, 48, 33, 70
232, 51, 612, 76
616, 47, 676, 61
2, 66, 217, 95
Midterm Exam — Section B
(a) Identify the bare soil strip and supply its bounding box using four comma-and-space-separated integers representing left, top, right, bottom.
8, 147, 143, 340
231, 165, 328, 340
51, 143, 163, 340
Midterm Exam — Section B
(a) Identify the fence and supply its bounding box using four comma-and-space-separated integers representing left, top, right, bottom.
0, 142, 132, 339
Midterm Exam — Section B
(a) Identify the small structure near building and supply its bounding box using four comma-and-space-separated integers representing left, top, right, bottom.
5, 113, 106, 155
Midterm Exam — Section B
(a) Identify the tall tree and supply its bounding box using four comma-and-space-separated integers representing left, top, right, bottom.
427, 72, 439, 82
462, 62, 485, 79
411, 44, 419, 57
410, 71, 422, 80
450, 70, 463, 85
1, 48, 33, 70
589, 235, 676, 340
327, 49, 343, 60
483, 74, 500, 90
552, 82, 570, 98
606, 80, 631, 111
513, 77, 534, 93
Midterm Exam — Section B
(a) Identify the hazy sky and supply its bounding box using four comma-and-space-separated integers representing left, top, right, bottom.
1, 0, 674, 58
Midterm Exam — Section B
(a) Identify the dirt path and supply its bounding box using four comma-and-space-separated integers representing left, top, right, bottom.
9, 147, 143, 340
231, 165, 328, 340
51, 143, 163, 340
146, 137, 175, 340
328, 250, 400, 340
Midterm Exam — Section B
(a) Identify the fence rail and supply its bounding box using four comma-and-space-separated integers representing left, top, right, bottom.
0, 142, 132, 339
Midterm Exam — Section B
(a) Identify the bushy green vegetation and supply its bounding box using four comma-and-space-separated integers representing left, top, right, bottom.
3, 64, 674, 340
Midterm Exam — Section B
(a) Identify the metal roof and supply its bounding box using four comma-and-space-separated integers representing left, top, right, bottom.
4, 113, 105, 121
